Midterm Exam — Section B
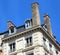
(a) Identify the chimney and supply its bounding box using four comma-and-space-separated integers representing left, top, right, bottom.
43, 13, 52, 36
32, 2, 40, 26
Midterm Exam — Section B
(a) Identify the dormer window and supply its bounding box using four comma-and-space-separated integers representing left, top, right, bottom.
9, 26, 16, 35
10, 26, 14, 33
8, 21, 16, 35
25, 19, 32, 29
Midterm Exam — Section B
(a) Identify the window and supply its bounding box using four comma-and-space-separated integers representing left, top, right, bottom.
43, 24, 47, 31
45, 53, 48, 55
9, 26, 16, 35
25, 20, 32, 29
9, 42, 15, 52
26, 23, 29, 27
43, 37, 46, 42
49, 43, 52, 48
25, 36, 32, 47
43, 37, 47, 47
26, 50, 34, 55
56, 50, 58, 55
26, 21, 31, 27
10, 26, 14, 33
49, 43, 53, 54
27, 53, 33, 55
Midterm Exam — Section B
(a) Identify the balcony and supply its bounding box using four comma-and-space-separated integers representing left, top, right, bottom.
9, 48, 15, 53
26, 43, 33, 47
9, 48, 17, 55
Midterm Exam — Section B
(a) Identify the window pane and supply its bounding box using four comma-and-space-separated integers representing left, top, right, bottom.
49, 43, 52, 48
56, 51, 58, 54
25, 36, 32, 47
9, 44, 12, 49
26, 38, 29, 44
9, 44, 12, 52
10, 26, 14, 33
30, 37, 32, 45
9, 42, 15, 52
43, 37, 46, 41
13, 43, 15, 51
13, 43, 15, 48
29, 53, 33, 55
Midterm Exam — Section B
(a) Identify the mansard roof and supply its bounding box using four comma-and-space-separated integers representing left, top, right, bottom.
0, 25, 25, 38
0, 22, 60, 49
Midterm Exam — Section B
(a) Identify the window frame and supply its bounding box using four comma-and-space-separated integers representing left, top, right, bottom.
25, 20, 32, 29
26, 50, 34, 55
56, 50, 58, 55
49, 43, 52, 48
25, 36, 33, 47
9, 42, 16, 52
9, 26, 14, 33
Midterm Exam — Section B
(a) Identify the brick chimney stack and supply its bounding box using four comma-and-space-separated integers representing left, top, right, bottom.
43, 13, 52, 36
32, 2, 40, 26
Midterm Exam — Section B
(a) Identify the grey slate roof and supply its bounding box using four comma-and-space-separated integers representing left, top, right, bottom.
0, 24, 60, 46
0, 25, 25, 38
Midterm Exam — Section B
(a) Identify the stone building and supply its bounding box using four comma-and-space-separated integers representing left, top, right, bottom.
0, 2, 60, 55
0, 37, 3, 55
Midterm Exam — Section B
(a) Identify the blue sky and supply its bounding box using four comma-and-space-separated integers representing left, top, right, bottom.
0, 0, 60, 43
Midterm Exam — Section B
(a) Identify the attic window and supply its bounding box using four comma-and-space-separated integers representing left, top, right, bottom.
10, 26, 14, 33
26, 23, 29, 27
25, 20, 32, 29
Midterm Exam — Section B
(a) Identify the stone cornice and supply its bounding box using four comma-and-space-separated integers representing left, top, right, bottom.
2, 25, 60, 51
3, 25, 41, 41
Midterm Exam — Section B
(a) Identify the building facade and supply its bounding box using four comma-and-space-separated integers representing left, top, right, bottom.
0, 2, 60, 55
0, 36, 3, 55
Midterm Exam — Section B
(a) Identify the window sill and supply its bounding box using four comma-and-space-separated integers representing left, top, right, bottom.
9, 50, 17, 55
